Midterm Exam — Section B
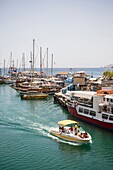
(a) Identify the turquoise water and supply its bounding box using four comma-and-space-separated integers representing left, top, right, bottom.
0, 73, 113, 169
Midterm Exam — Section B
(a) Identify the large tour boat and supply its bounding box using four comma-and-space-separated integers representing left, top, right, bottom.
66, 90, 113, 131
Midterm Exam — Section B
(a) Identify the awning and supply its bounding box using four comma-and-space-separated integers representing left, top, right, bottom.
58, 120, 78, 126
67, 91, 96, 100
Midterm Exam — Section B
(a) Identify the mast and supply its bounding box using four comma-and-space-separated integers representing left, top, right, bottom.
33, 39, 35, 75
22, 53, 25, 71
30, 51, 32, 71
16, 59, 18, 70
10, 52, 12, 68
4, 59, 5, 76
51, 54, 53, 76
40, 47, 42, 77
9, 52, 12, 74
46, 48, 48, 77
29, 51, 33, 83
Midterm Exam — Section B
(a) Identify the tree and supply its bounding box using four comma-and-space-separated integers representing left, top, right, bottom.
103, 70, 113, 79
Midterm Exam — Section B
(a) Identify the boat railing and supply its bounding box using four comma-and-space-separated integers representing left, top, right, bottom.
67, 100, 93, 108
78, 102, 93, 108
77, 98, 93, 108
67, 101, 76, 107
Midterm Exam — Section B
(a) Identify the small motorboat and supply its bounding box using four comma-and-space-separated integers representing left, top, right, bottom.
50, 119, 92, 144
20, 93, 48, 100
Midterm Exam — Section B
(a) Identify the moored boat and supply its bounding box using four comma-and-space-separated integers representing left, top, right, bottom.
50, 119, 92, 144
66, 90, 113, 131
4, 78, 16, 84
0, 78, 5, 84
20, 93, 48, 100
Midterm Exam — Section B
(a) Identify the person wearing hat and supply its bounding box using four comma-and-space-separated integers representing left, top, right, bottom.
74, 125, 79, 135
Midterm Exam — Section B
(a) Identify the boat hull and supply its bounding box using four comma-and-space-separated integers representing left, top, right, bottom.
50, 130, 91, 143
67, 105, 113, 131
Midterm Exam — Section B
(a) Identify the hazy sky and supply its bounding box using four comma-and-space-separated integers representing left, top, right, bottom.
0, 0, 113, 68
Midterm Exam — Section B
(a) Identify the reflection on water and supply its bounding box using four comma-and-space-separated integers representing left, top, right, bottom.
58, 141, 91, 154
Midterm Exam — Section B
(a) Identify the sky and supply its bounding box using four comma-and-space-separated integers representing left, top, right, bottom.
0, 0, 113, 68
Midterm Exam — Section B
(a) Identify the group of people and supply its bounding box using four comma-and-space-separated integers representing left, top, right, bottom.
59, 125, 88, 138
59, 125, 79, 134
78, 132, 89, 138
69, 126, 79, 134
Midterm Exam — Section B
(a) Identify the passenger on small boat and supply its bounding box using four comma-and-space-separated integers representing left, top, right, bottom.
69, 126, 74, 133
59, 125, 62, 132
78, 132, 84, 138
83, 132, 88, 138
62, 127, 65, 133
77, 132, 89, 138
59, 126, 65, 133
75, 127, 79, 135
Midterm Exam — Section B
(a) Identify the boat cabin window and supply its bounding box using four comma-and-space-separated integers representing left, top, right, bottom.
110, 99, 113, 102
107, 98, 109, 102
109, 115, 113, 121
103, 98, 105, 101
111, 108, 113, 114
84, 109, 89, 114
89, 110, 96, 116
102, 114, 108, 119
79, 107, 83, 113
103, 105, 107, 112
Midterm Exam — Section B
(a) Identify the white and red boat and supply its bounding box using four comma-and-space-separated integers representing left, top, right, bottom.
66, 90, 113, 131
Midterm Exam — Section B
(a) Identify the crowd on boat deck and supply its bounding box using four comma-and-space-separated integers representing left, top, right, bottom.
59, 125, 88, 138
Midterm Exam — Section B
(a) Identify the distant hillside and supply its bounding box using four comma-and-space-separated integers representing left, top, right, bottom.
104, 64, 113, 68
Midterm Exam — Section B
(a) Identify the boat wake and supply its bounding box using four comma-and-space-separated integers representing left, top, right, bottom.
41, 127, 92, 146
0, 114, 92, 146
19, 121, 83, 146
32, 123, 90, 146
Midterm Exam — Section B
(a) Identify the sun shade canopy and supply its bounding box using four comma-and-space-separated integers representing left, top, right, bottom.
67, 91, 96, 100
58, 120, 78, 127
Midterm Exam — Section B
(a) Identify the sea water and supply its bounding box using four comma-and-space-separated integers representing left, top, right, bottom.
0, 68, 113, 170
